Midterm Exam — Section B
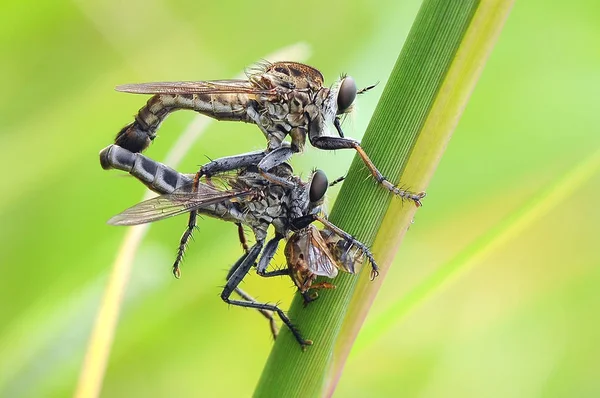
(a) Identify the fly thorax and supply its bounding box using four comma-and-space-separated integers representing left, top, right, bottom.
245, 184, 288, 226
264, 100, 290, 121
265, 190, 285, 219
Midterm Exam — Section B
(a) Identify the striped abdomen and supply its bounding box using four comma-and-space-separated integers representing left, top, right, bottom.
99, 144, 193, 194
115, 92, 254, 153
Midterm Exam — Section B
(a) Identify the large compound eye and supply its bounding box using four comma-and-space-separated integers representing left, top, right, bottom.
337, 76, 357, 114
309, 170, 328, 202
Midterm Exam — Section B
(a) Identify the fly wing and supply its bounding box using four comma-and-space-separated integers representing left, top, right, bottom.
115, 79, 275, 95
319, 228, 365, 274
304, 226, 339, 278
107, 184, 252, 226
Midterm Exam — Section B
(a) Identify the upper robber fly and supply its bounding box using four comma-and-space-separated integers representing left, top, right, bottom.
113, 61, 425, 205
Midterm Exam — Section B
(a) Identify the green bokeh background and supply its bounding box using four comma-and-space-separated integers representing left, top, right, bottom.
1, 1, 598, 397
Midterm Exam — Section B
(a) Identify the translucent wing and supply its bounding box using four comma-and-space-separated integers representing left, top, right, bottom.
319, 227, 365, 274
115, 79, 275, 95
108, 185, 252, 226
302, 225, 339, 278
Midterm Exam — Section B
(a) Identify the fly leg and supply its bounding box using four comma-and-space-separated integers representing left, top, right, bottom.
172, 210, 197, 278
236, 223, 250, 253
301, 282, 337, 307
255, 235, 290, 278
200, 150, 267, 176
235, 224, 286, 280
309, 118, 426, 206
231, 231, 287, 339
197, 147, 295, 189
225, 245, 279, 341
222, 240, 312, 349
232, 288, 279, 340
303, 282, 336, 306
255, 147, 295, 188
172, 171, 205, 278
316, 215, 380, 280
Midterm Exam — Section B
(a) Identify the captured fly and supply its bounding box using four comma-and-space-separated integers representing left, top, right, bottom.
111, 61, 425, 205
285, 223, 376, 304
100, 144, 378, 349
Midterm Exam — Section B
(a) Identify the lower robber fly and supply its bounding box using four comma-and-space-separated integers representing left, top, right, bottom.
112, 60, 426, 204
100, 144, 380, 348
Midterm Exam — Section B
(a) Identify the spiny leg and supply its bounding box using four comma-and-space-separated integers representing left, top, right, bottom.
255, 234, 290, 278
236, 223, 250, 253
301, 282, 337, 307
316, 215, 380, 279
233, 288, 279, 340
172, 171, 204, 278
311, 119, 426, 206
234, 224, 288, 277
172, 209, 197, 279
199, 150, 267, 177
256, 235, 284, 275
256, 146, 295, 188
225, 251, 279, 340
231, 223, 281, 338
197, 146, 295, 189
221, 241, 312, 349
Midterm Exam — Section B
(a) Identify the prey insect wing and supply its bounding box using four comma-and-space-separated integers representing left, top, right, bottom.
319, 228, 366, 275
302, 226, 339, 278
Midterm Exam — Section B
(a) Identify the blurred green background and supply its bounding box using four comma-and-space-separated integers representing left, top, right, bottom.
1, 0, 599, 397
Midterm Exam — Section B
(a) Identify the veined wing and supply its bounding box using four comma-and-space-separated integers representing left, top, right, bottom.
302, 225, 339, 278
108, 187, 252, 226
319, 228, 365, 274
115, 79, 276, 95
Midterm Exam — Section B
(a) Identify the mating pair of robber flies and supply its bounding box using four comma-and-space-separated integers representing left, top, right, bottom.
101, 61, 425, 349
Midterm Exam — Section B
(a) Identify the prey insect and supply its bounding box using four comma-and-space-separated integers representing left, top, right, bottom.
100, 144, 379, 348
285, 222, 377, 305
113, 60, 426, 204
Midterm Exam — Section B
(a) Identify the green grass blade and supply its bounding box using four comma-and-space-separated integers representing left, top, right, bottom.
255, 1, 514, 397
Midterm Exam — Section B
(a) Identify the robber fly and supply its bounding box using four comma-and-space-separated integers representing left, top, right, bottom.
100, 144, 378, 348
112, 61, 426, 204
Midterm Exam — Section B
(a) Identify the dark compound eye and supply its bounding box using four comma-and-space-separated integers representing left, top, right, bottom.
337, 76, 357, 114
309, 170, 328, 202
